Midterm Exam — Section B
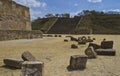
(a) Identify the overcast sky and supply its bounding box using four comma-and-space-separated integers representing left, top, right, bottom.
13, 0, 120, 20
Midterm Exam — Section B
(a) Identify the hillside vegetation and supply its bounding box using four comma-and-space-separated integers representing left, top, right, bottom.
32, 12, 120, 34
90, 14, 120, 34
31, 17, 57, 33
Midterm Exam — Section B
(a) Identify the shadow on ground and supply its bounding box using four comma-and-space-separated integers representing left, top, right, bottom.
67, 65, 85, 72
0, 65, 20, 70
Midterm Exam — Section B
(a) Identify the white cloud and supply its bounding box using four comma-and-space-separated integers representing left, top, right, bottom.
13, 0, 47, 20
70, 10, 83, 17
110, 9, 120, 12
74, 3, 79, 6
30, 9, 42, 20
13, 0, 47, 7
103, 9, 120, 12
88, 0, 102, 3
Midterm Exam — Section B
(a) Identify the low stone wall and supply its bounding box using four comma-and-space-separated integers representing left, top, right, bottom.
75, 29, 91, 34
0, 30, 43, 41
93, 31, 120, 35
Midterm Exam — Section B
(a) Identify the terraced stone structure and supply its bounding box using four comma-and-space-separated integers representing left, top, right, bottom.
0, 0, 31, 30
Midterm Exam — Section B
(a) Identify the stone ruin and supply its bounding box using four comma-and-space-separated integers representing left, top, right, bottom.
88, 39, 116, 56
22, 51, 37, 61
3, 58, 23, 69
0, 0, 43, 41
21, 61, 44, 76
69, 55, 88, 70
0, 0, 31, 30
2, 37, 117, 76
85, 46, 97, 58
3, 51, 44, 76
71, 44, 78, 49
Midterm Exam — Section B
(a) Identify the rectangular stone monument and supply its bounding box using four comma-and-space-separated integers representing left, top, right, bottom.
3, 58, 23, 69
21, 61, 44, 76
101, 41, 113, 49
96, 49, 116, 56
70, 55, 88, 70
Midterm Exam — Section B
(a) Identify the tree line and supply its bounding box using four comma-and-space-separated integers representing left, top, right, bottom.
39, 10, 120, 19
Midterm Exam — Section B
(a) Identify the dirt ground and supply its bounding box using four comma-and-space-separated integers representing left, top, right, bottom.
0, 35, 120, 76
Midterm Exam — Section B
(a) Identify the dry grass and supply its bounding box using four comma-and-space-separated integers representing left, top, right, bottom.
0, 35, 120, 76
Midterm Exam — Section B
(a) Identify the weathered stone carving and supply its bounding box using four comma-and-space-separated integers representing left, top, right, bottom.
69, 55, 88, 70
21, 61, 44, 76
101, 41, 113, 49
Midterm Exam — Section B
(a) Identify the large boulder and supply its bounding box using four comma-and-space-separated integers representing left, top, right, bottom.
22, 51, 36, 61
96, 49, 116, 56
3, 58, 23, 69
85, 46, 97, 58
21, 61, 44, 76
70, 55, 88, 70
101, 41, 113, 49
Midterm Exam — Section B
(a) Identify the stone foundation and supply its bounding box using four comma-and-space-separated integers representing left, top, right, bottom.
0, 30, 43, 41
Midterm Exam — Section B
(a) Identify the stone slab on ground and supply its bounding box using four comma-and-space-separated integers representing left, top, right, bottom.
70, 55, 88, 70
21, 61, 44, 76
3, 58, 23, 69
22, 51, 36, 61
96, 49, 116, 56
